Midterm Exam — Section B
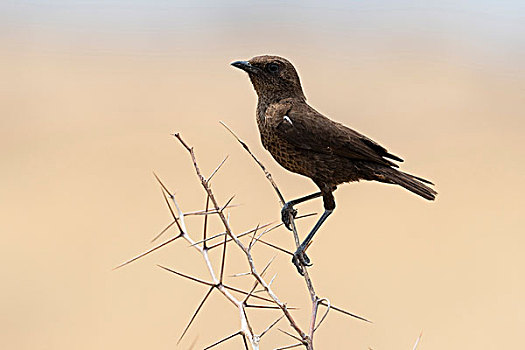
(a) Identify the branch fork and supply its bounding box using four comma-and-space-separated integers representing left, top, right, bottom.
116, 126, 369, 349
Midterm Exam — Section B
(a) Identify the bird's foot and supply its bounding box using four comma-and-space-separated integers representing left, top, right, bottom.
281, 202, 298, 231
292, 249, 312, 275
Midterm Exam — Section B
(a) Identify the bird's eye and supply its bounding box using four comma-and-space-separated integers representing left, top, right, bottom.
267, 63, 279, 73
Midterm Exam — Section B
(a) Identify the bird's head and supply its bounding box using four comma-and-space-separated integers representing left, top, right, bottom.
231, 55, 305, 101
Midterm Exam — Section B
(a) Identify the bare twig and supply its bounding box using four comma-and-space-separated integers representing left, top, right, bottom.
220, 123, 371, 349
118, 130, 369, 349
174, 133, 308, 346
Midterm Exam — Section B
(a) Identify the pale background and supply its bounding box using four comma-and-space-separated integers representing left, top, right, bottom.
1, 1, 524, 349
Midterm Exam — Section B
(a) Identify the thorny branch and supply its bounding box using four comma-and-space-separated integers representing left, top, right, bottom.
220, 122, 370, 348
116, 128, 369, 349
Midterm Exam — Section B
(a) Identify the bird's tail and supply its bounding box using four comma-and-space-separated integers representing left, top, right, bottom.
383, 169, 437, 201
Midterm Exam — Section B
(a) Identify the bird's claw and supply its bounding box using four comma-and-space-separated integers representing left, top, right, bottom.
292, 249, 312, 275
281, 203, 298, 231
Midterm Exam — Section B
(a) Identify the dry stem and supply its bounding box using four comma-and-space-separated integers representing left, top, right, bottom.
116, 129, 369, 349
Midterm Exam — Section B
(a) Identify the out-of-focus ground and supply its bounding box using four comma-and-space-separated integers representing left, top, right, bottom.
1, 1, 524, 349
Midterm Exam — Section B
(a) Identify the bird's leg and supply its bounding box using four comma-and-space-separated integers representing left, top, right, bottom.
292, 190, 335, 275
292, 209, 333, 274
281, 192, 322, 230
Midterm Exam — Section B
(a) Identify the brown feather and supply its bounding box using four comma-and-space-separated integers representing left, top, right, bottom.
233, 55, 436, 201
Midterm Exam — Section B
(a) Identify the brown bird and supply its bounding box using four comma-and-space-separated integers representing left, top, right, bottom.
232, 55, 436, 275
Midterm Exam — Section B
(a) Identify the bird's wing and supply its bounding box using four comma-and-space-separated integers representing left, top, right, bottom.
266, 99, 403, 167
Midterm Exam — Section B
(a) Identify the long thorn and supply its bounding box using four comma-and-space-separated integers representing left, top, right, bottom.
113, 235, 182, 270
314, 298, 331, 332
160, 190, 184, 233
245, 304, 297, 310
296, 212, 318, 220
153, 171, 172, 197
207, 227, 276, 250
220, 195, 235, 212
222, 284, 277, 304
157, 265, 214, 287
160, 187, 176, 219
191, 212, 313, 249
257, 239, 294, 256
183, 205, 240, 216
150, 220, 176, 243
321, 302, 371, 323
207, 222, 282, 250
178, 286, 214, 344
275, 343, 303, 350
248, 223, 261, 250
191, 222, 274, 248
278, 329, 303, 343
203, 331, 241, 350
160, 265, 277, 304
260, 256, 276, 276
244, 256, 276, 304
260, 315, 284, 338
220, 121, 286, 205
207, 155, 228, 183
251, 225, 280, 248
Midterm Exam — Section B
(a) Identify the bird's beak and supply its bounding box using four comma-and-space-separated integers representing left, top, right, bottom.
231, 60, 259, 74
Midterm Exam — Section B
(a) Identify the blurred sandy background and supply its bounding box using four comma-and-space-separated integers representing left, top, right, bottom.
1, 1, 524, 349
